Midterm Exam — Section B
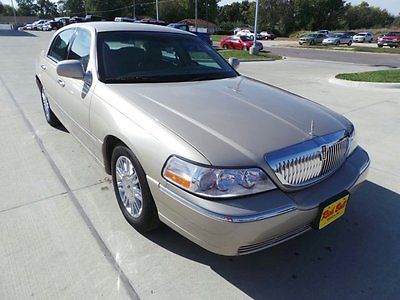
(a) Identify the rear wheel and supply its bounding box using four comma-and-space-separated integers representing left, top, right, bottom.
40, 86, 60, 127
347, 41, 352, 46
310, 40, 315, 46
335, 41, 340, 46
111, 146, 160, 233
378, 44, 383, 48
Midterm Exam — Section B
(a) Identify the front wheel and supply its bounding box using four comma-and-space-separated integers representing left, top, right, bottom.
222, 44, 228, 49
348, 41, 352, 46
40, 86, 60, 127
310, 40, 315, 46
111, 146, 160, 233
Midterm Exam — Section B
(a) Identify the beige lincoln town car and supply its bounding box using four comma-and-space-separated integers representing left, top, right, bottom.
35, 22, 370, 255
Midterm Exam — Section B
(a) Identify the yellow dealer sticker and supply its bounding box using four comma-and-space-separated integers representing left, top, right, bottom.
319, 194, 349, 229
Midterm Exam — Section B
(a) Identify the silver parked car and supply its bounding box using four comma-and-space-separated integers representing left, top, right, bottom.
35, 22, 370, 256
322, 33, 353, 46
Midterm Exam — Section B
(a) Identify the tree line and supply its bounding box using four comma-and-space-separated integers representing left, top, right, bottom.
0, 0, 399, 35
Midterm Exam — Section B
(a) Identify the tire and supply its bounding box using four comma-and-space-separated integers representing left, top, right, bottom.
40, 86, 60, 127
223, 44, 228, 49
378, 44, 383, 48
348, 41, 352, 46
335, 41, 340, 46
111, 146, 160, 233
310, 40, 315, 46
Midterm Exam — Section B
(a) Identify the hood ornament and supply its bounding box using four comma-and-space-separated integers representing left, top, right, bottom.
309, 120, 315, 137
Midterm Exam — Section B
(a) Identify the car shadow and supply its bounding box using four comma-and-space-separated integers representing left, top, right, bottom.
145, 181, 400, 299
0, 30, 36, 37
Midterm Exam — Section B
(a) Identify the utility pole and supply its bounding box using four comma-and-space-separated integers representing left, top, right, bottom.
10, 0, 17, 26
253, 0, 259, 45
156, 0, 159, 21
195, 0, 198, 32
133, 0, 136, 19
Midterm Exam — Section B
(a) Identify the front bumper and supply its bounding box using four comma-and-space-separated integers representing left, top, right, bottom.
148, 146, 370, 256
378, 40, 398, 46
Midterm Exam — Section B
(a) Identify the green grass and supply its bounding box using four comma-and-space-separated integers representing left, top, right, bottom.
212, 34, 228, 42
335, 69, 400, 83
218, 49, 282, 60
298, 44, 400, 54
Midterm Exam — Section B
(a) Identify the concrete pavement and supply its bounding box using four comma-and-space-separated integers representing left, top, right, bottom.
1, 31, 399, 299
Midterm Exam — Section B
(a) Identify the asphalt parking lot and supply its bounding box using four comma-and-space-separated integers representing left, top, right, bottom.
1, 31, 399, 299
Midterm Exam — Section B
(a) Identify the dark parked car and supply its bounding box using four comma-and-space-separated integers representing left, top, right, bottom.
220, 35, 263, 50
167, 23, 212, 46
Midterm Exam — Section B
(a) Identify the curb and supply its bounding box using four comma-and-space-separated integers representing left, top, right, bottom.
279, 45, 400, 57
329, 76, 400, 89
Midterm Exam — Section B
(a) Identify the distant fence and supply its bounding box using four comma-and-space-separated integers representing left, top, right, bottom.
0, 16, 37, 24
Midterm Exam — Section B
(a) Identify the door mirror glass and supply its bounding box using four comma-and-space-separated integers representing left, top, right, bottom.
56, 60, 84, 79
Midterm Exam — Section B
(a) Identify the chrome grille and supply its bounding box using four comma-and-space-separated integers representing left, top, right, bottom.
266, 131, 349, 188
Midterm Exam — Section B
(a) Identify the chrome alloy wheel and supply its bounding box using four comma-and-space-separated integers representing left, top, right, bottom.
41, 88, 51, 121
115, 155, 143, 218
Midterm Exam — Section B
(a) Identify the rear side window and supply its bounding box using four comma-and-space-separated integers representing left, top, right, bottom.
68, 29, 91, 71
48, 29, 74, 62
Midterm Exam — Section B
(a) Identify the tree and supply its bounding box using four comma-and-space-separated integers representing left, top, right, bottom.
344, 1, 394, 29
35, 0, 59, 17
16, 0, 36, 16
58, 0, 85, 16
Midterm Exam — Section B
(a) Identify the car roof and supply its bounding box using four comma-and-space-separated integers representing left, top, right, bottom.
62, 21, 193, 35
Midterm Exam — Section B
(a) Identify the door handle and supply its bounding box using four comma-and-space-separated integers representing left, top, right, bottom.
57, 79, 65, 87
40, 64, 46, 70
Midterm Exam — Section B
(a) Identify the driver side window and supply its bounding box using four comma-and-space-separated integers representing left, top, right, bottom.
68, 29, 91, 71
48, 29, 74, 62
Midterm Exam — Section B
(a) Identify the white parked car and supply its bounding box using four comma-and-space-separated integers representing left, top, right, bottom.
352, 32, 374, 43
236, 29, 254, 39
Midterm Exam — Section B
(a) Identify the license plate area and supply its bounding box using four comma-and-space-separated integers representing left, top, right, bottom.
314, 191, 349, 230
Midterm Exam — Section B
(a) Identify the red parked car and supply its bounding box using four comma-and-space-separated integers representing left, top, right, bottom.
220, 35, 263, 51
377, 32, 400, 48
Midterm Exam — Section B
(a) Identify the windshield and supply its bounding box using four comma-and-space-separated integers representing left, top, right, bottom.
240, 36, 253, 41
357, 33, 366, 36
97, 31, 237, 83
304, 34, 317, 38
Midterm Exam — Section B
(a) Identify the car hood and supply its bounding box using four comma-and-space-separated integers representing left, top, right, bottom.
106, 76, 351, 167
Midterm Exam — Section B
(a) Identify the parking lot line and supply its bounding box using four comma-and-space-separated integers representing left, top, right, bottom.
0, 75, 139, 300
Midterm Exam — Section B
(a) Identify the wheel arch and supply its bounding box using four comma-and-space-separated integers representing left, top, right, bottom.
102, 135, 129, 175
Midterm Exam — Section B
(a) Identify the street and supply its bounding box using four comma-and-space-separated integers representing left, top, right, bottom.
0, 30, 399, 299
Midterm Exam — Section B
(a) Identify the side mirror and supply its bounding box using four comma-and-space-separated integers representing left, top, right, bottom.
56, 60, 84, 79
228, 57, 240, 70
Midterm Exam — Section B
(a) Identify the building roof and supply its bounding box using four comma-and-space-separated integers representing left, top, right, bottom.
179, 19, 216, 28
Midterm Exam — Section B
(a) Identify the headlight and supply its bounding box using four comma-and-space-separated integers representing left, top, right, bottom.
162, 156, 276, 198
347, 125, 358, 156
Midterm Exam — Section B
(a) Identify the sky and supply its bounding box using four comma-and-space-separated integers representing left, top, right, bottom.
1, 0, 399, 15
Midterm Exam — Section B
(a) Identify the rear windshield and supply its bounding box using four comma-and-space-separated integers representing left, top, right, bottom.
97, 31, 237, 83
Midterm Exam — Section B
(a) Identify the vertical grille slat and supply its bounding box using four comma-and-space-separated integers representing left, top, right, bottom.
268, 136, 349, 187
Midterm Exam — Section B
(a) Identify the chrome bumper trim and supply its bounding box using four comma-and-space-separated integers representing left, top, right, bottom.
158, 184, 296, 223
238, 225, 312, 255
